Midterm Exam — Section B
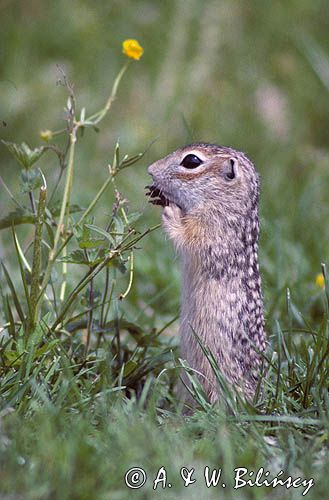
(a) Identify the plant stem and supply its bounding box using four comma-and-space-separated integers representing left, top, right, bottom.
42, 165, 120, 270
28, 185, 47, 332
119, 251, 134, 300
35, 62, 133, 317
59, 245, 67, 302
85, 276, 94, 357
51, 223, 160, 331
77, 167, 114, 225
51, 250, 116, 330
101, 266, 110, 327
88, 63, 129, 124
103, 280, 115, 329
37, 131, 76, 303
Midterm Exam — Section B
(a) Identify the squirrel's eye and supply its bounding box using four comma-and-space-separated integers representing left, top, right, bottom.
180, 154, 203, 169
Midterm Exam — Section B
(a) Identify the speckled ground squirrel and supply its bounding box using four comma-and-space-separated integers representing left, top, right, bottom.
146, 143, 267, 404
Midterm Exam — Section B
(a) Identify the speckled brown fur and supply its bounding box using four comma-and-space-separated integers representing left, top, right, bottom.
147, 143, 267, 406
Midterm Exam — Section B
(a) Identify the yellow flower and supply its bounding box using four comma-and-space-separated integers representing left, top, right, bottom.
122, 39, 144, 60
40, 129, 53, 141
315, 273, 325, 289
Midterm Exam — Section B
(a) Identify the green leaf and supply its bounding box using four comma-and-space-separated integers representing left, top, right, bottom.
80, 107, 86, 123
4, 295, 16, 337
120, 152, 144, 168
20, 168, 43, 193
44, 220, 55, 247
123, 360, 138, 377
112, 256, 126, 274
12, 227, 32, 317
102, 319, 147, 344
57, 248, 114, 267
0, 208, 35, 230
2, 140, 47, 170
114, 141, 120, 170
50, 203, 84, 217
16, 332, 25, 356
73, 220, 108, 249
0, 205, 83, 231
57, 250, 91, 265
4, 350, 24, 366
113, 215, 124, 236
84, 224, 115, 245
78, 239, 104, 249
126, 211, 142, 225
118, 140, 156, 170
34, 339, 60, 358
1, 262, 25, 322
24, 318, 50, 378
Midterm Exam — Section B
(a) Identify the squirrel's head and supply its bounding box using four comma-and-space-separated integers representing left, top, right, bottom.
147, 143, 260, 221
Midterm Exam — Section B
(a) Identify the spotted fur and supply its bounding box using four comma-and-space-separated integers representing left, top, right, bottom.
148, 143, 267, 404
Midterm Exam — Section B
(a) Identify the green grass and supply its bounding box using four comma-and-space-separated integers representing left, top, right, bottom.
0, 1, 329, 498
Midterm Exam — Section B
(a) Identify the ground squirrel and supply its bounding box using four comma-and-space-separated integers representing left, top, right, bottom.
146, 143, 266, 404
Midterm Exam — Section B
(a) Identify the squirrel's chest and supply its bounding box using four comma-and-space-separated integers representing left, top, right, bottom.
180, 263, 248, 340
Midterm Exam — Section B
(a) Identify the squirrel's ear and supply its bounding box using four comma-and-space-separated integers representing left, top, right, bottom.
222, 158, 239, 181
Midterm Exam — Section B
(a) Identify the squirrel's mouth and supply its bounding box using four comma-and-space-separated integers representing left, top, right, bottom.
145, 184, 170, 207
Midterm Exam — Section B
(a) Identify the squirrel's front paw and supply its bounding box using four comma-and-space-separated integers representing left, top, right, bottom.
162, 203, 182, 224
162, 203, 183, 241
